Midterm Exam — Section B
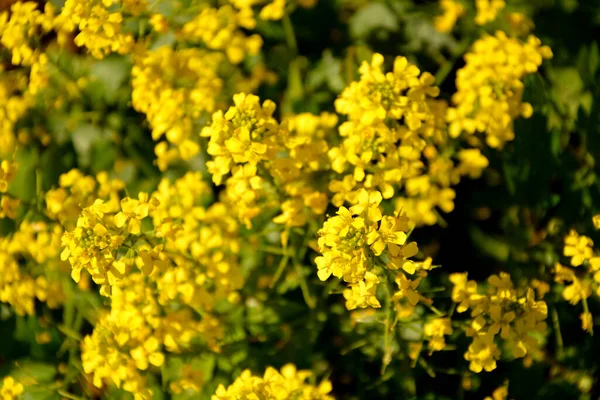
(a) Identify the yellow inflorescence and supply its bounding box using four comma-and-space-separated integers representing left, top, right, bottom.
1, 0, 581, 397
0, 376, 24, 400
435, 0, 465, 33
450, 272, 548, 372
553, 220, 600, 333
212, 364, 334, 400
316, 189, 418, 310
447, 31, 553, 148
131, 47, 224, 170
475, 0, 505, 25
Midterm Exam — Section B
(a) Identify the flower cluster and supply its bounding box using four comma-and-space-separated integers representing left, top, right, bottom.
131, 47, 224, 170
1, 160, 19, 218
450, 272, 548, 372
178, 5, 263, 64
77, 171, 245, 398
434, 0, 465, 33
212, 364, 334, 400
0, 221, 66, 315
57, 0, 137, 59
60, 191, 161, 296
475, 0, 505, 25
447, 31, 553, 148
1, 0, 584, 397
316, 189, 418, 310
0, 377, 24, 400
553, 225, 600, 333
330, 54, 490, 226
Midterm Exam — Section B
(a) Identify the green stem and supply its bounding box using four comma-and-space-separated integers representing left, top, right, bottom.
434, 38, 471, 86
295, 262, 316, 309
282, 14, 298, 54
582, 296, 594, 335
270, 255, 290, 288
551, 307, 564, 358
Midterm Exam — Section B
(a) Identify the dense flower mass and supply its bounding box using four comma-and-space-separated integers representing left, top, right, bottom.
0, 0, 597, 398
212, 364, 334, 400
447, 31, 553, 148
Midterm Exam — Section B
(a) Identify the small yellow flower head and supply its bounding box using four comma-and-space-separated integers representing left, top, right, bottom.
58, 0, 135, 59
593, 214, 600, 229
0, 195, 20, 219
447, 31, 552, 148
212, 364, 334, 400
179, 5, 263, 64
457, 149, 489, 178
260, 0, 286, 20
61, 199, 136, 295
464, 333, 500, 373
475, 0, 505, 25
132, 47, 224, 170
203, 93, 281, 185
316, 189, 418, 310
335, 53, 439, 127
424, 318, 453, 353
0, 1, 56, 66
554, 263, 591, 305
343, 271, 381, 310
451, 272, 547, 371
434, 0, 465, 33
1, 221, 66, 315
581, 312, 594, 333
484, 385, 509, 400
563, 229, 594, 267
506, 12, 534, 36
149, 14, 169, 33
0, 376, 24, 400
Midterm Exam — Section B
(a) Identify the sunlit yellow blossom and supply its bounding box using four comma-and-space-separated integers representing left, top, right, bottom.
451, 272, 547, 371
434, 0, 465, 33
57, 0, 135, 59
484, 385, 509, 400
581, 312, 594, 333
0, 376, 24, 400
179, 5, 262, 64
475, 0, 505, 25
563, 229, 594, 267
132, 47, 224, 170
424, 318, 453, 353
447, 31, 552, 148
212, 364, 334, 400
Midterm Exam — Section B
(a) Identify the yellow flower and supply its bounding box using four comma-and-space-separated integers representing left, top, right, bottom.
581, 312, 594, 333
0, 376, 24, 400
212, 364, 334, 400
564, 229, 594, 266
424, 318, 453, 353
0, 160, 18, 192
484, 385, 509, 400
475, 0, 505, 25
259, 0, 286, 20
593, 214, 600, 229
58, 0, 135, 59
132, 47, 224, 170
447, 31, 552, 148
149, 14, 169, 33
434, 0, 465, 33
179, 5, 262, 64
464, 333, 500, 373
343, 271, 381, 310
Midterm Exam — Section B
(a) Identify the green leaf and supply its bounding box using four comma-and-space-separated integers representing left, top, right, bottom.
349, 3, 399, 40
90, 56, 131, 102
71, 124, 104, 167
